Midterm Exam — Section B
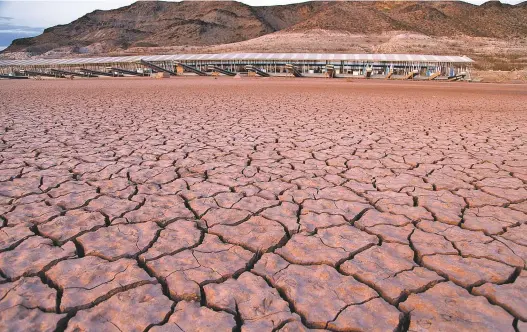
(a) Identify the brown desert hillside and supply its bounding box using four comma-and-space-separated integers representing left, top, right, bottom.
4, 1, 328, 54
288, 1, 527, 37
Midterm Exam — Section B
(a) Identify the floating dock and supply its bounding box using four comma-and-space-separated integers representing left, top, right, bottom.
0, 53, 474, 81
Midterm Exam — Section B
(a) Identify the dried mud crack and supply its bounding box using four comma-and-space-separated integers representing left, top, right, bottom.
0, 78, 526, 331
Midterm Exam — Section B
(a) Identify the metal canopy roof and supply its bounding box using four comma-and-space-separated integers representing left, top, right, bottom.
0, 53, 474, 67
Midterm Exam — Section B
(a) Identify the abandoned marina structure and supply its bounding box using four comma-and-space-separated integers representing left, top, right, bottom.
0, 53, 474, 80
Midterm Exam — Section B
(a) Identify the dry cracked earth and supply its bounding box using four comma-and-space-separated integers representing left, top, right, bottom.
0, 78, 527, 332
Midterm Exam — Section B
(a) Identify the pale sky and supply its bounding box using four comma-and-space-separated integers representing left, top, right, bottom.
0, 0, 524, 49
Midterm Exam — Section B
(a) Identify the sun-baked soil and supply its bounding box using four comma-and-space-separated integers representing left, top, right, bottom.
0, 77, 526, 331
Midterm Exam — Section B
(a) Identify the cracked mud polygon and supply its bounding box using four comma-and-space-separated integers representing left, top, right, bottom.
1, 78, 526, 332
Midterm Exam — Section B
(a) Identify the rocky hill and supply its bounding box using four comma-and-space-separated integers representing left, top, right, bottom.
4, 1, 326, 54
3, 0, 527, 56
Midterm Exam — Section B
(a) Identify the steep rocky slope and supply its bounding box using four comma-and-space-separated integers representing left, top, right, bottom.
4, 1, 327, 54
3, 0, 527, 56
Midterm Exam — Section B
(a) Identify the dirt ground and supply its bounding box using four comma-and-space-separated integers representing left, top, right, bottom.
0, 77, 526, 331
472, 69, 527, 83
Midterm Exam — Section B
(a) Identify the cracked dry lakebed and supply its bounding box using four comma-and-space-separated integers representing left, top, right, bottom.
0, 77, 526, 332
